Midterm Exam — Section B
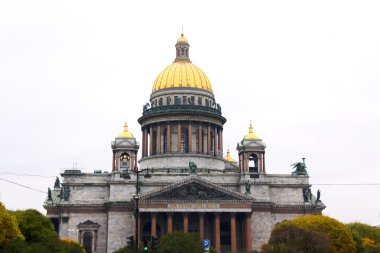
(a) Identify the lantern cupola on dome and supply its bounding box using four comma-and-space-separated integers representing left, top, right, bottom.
152, 33, 213, 93
117, 123, 134, 138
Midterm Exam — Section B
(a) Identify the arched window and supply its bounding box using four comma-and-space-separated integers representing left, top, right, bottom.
120, 153, 130, 169
83, 232, 93, 253
181, 127, 189, 153
249, 154, 258, 173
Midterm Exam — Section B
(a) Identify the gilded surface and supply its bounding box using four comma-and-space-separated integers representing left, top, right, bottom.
152, 62, 213, 93
224, 149, 236, 162
117, 123, 134, 138
244, 122, 260, 140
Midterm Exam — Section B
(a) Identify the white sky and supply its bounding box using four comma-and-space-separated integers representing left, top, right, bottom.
0, 0, 379, 225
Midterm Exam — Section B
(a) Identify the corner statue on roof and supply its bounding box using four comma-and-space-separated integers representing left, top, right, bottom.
44, 33, 325, 253
291, 158, 309, 176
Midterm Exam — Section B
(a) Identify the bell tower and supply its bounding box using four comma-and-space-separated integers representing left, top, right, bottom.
237, 122, 266, 175
111, 123, 139, 172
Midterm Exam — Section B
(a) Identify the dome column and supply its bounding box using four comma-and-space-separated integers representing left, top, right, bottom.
198, 124, 202, 154
142, 128, 146, 157
167, 124, 171, 153
214, 125, 218, 156
157, 124, 162, 154
207, 125, 211, 155
220, 128, 224, 157
188, 123, 192, 153
149, 126, 153, 156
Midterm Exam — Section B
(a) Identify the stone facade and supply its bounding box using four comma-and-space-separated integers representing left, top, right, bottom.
44, 33, 325, 253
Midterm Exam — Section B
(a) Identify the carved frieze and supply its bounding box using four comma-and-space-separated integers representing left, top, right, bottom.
146, 181, 240, 201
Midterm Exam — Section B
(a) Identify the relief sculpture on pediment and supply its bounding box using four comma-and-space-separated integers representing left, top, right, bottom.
151, 182, 240, 201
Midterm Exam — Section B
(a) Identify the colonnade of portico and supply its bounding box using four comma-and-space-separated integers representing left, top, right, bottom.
136, 211, 252, 253
141, 122, 224, 158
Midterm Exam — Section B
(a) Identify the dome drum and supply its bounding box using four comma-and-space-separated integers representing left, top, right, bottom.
139, 153, 225, 172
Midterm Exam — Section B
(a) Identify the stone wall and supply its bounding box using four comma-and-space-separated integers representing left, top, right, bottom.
107, 211, 134, 253
66, 212, 108, 253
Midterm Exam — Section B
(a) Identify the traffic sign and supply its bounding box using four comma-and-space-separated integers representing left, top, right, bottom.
203, 239, 210, 249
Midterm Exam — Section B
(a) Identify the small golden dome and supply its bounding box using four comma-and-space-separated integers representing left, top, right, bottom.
243, 122, 260, 140
152, 61, 213, 93
177, 32, 188, 43
117, 123, 134, 138
224, 149, 236, 163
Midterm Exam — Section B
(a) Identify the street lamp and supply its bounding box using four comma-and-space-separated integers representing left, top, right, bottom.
133, 194, 139, 253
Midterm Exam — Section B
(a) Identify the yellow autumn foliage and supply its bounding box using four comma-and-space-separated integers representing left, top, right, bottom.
61, 238, 86, 253
0, 202, 24, 247
289, 215, 356, 253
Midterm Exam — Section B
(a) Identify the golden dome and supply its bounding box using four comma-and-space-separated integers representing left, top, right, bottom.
224, 149, 236, 163
177, 33, 188, 43
243, 122, 260, 140
117, 123, 134, 138
152, 61, 213, 92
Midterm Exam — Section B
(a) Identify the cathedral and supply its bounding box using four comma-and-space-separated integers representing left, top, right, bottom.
44, 33, 325, 253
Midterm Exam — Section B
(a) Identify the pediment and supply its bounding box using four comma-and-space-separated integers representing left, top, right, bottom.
77, 220, 100, 229
140, 176, 254, 202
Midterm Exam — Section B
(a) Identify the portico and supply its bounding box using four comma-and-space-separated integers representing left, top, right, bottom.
135, 176, 255, 253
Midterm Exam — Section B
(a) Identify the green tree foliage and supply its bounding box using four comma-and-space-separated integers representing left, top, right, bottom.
12, 209, 68, 253
1, 203, 84, 253
157, 232, 203, 253
262, 222, 330, 253
263, 215, 356, 253
13, 209, 64, 253
347, 222, 380, 253
0, 202, 24, 248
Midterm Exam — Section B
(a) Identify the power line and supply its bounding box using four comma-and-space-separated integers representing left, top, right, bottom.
0, 177, 47, 194
314, 183, 380, 186
0, 172, 55, 178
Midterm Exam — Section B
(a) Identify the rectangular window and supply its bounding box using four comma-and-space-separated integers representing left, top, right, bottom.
198, 97, 202, 105
174, 96, 180, 105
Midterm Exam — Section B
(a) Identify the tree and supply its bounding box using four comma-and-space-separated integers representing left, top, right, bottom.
14, 209, 64, 253
347, 222, 380, 253
263, 215, 356, 253
0, 202, 24, 248
157, 232, 203, 253
262, 222, 330, 253
292, 215, 356, 253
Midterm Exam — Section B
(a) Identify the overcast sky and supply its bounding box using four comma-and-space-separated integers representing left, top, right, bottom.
1, 0, 379, 225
